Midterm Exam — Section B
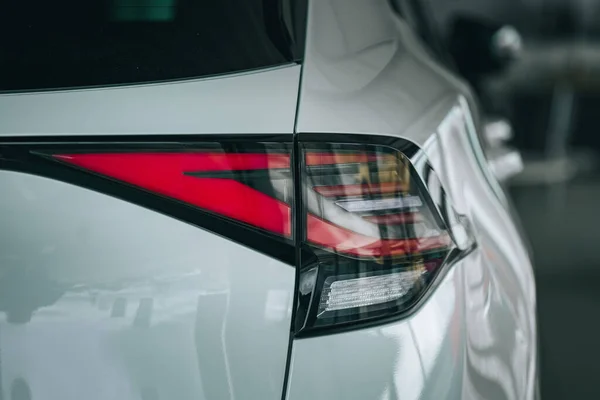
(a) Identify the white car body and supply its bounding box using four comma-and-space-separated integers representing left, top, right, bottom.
0, 1, 537, 400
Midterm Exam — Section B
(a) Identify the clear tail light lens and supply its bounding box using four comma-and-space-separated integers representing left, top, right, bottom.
295, 143, 455, 334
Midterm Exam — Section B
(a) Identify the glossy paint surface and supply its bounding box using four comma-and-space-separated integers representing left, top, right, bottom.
0, 65, 300, 136
295, 0, 474, 142
0, 171, 295, 400
0, 0, 537, 398
287, 0, 537, 399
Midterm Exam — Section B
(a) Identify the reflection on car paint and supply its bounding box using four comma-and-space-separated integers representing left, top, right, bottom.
0, 171, 295, 400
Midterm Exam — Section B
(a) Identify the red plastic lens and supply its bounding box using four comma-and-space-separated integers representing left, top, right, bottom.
54, 151, 293, 236
307, 214, 451, 258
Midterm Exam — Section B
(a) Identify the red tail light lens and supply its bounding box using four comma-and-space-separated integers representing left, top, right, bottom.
53, 148, 294, 237
295, 143, 457, 334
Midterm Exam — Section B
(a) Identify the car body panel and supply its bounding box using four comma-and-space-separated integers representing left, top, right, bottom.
289, 103, 536, 400
0, 65, 300, 136
0, 171, 295, 400
288, 0, 537, 399
0, 1, 537, 399
295, 0, 475, 144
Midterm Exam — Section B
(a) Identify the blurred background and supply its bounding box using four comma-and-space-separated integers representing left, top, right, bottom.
394, 0, 600, 398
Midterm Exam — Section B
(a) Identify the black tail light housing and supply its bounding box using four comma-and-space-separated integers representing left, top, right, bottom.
294, 140, 469, 335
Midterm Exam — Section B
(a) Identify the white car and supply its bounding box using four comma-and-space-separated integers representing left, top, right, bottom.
0, 0, 537, 399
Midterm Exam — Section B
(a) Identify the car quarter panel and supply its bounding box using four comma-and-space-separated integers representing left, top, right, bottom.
290, 0, 537, 399
0, 170, 295, 400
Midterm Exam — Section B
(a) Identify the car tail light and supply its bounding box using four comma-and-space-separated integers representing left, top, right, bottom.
52, 146, 294, 238
33, 137, 466, 334
295, 142, 458, 334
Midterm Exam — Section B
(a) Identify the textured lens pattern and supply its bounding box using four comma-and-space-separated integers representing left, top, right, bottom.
318, 268, 426, 316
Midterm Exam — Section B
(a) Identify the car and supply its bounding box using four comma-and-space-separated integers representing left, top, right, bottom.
0, 0, 538, 399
